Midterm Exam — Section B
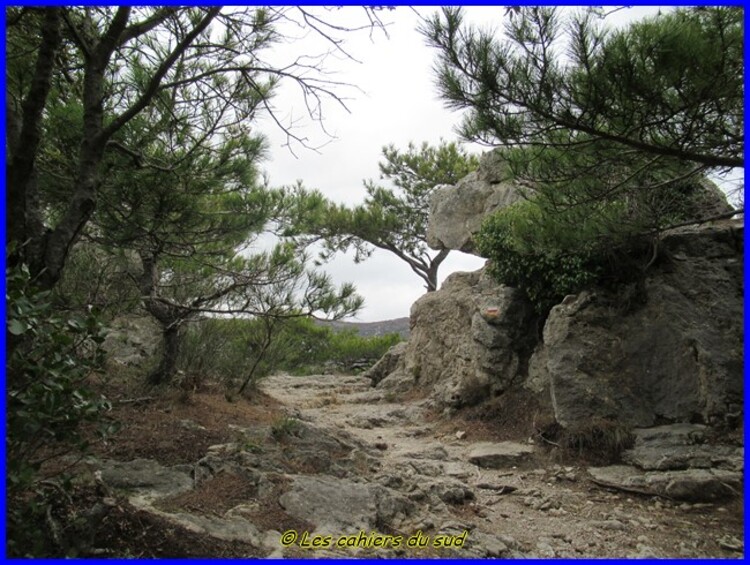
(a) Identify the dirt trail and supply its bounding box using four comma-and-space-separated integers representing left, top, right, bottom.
260, 373, 744, 558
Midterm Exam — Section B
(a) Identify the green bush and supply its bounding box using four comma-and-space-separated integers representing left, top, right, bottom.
6, 263, 117, 556
323, 328, 401, 371
476, 200, 608, 313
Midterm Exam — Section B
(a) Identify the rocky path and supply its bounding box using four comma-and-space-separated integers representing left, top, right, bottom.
258, 374, 744, 558
92, 373, 743, 558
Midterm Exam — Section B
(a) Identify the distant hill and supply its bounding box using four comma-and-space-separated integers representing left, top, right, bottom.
315, 317, 410, 339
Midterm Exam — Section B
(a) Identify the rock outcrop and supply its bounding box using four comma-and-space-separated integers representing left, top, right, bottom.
531, 222, 743, 429
588, 423, 743, 503
375, 269, 538, 408
102, 314, 161, 367
363, 342, 407, 386
379, 148, 743, 435
426, 150, 525, 253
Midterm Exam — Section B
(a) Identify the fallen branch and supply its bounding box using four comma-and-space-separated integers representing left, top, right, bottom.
476, 483, 517, 495
588, 477, 675, 501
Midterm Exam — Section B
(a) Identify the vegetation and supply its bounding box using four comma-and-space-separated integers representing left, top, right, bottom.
6, 263, 118, 557
6, 6, 741, 555
282, 140, 479, 291
425, 6, 743, 310
6, 6, 387, 289
475, 201, 606, 313
422, 6, 742, 168
4, 7, 384, 556
177, 316, 402, 392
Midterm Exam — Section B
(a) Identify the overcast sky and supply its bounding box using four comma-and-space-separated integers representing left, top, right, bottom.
253, 6, 742, 322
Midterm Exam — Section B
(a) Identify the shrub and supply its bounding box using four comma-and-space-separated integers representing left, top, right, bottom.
177, 316, 402, 390
6, 263, 117, 556
323, 328, 402, 371
475, 200, 608, 313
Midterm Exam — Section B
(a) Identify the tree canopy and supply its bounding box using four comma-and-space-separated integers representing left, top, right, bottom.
5, 6, 387, 289
5, 6, 389, 384
282, 140, 479, 292
423, 6, 743, 311
422, 6, 743, 170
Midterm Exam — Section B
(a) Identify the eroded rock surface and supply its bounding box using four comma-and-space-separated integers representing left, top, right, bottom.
90, 374, 743, 558
588, 465, 742, 503
279, 475, 414, 534
533, 223, 743, 429
622, 424, 744, 472
377, 269, 538, 408
427, 149, 524, 253
468, 442, 536, 469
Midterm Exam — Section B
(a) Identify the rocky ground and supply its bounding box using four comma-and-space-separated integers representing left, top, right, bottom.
59, 373, 743, 558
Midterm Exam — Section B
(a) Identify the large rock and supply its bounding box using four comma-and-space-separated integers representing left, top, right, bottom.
427, 150, 525, 253
278, 475, 414, 533
621, 424, 743, 472
467, 442, 536, 468
588, 465, 742, 502
97, 458, 194, 500
364, 342, 407, 386
102, 314, 161, 367
378, 269, 538, 407
531, 222, 743, 429
427, 150, 732, 256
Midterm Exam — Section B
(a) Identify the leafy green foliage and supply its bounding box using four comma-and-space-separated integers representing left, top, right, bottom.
430, 6, 741, 311
6, 262, 118, 557
321, 327, 402, 372
476, 171, 726, 313
476, 201, 607, 312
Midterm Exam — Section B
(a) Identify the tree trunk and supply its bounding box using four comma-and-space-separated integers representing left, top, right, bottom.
149, 324, 181, 385
6, 9, 62, 272
425, 248, 450, 292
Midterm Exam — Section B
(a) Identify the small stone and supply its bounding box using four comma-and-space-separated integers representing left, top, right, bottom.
591, 519, 627, 532
717, 535, 743, 552
535, 542, 556, 558
374, 442, 388, 450
455, 430, 467, 440
634, 544, 659, 558
467, 442, 535, 469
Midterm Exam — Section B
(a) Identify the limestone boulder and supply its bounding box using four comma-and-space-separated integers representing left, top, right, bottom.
427, 149, 525, 253
97, 458, 194, 500
531, 222, 743, 429
378, 268, 538, 407
467, 442, 536, 468
363, 342, 407, 386
588, 465, 742, 502
278, 475, 414, 533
